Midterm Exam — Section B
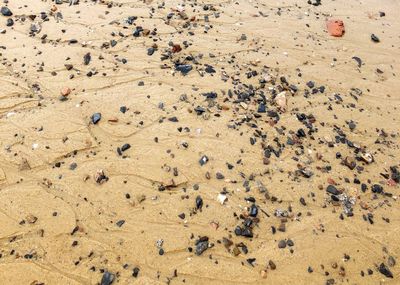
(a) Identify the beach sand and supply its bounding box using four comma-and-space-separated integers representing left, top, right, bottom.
0, 0, 399, 284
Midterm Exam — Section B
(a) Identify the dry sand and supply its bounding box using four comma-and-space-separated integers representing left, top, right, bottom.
0, 0, 399, 284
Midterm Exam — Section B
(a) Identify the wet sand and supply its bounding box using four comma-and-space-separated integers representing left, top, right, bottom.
0, 0, 399, 284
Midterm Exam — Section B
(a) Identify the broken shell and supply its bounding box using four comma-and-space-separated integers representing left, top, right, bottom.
94, 169, 108, 184
217, 193, 227, 205
359, 152, 374, 164
275, 91, 287, 112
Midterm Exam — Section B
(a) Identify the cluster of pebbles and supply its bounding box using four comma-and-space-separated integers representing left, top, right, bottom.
0, 0, 399, 284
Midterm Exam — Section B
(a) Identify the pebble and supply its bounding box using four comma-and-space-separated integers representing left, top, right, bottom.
1, 7, 12, 16
199, 155, 209, 166
132, 267, 140, 278
6, 18, 13, 26
195, 238, 209, 255
217, 193, 227, 205
60, 87, 71, 97
326, 185, 340, 195
195, 196, 203, 209
274, 91, 287, 112
249, 204, 258, 217
100, 272, 115, 285
91, 113, 101, 124
371, 34, 380, 42
378, 263, 393, 278
83, 52, 91, 65
121, 143, 131, 152
116, 220, 125, 227
278, 240, 287, 248
175, 64, 192, 75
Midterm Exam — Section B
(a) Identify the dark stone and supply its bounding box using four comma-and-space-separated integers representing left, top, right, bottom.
195, 240, 209, 256
371, 184, 383, 194
1, 7, 12, 16
306, 81, 315, 88
326, 185, 340, 195
121, 143, 131, 152
168, 116, 178, 122
234, 226, 242, 236
307, 0, 321, 6
247, 258, 256, 266
91, 113, 101, 124
371, 34, 380, 43
116, 220, 125, 227
175, 64, 192, 75
216, 172, 224, 179
199, 155, 209, 166
378, 263, 393, 278
126, 16, 137, 25
257, 103, 266, 113
278, 240, 287, 248
100, 272, 115, 285
205, 65, 215, 73
195, 196, 203, 210
147, 47, 155, 56
6, 18, 13, 26
241, 228, 253, 238
83, 52, 91, 65
132, 267, 140, 278
203, 92, 217, 99
297, 128, 306, 137
249, 204, 258, 217
194, 106, 206, 115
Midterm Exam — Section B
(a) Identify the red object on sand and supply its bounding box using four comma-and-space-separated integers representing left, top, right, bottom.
326, 19, 345, 37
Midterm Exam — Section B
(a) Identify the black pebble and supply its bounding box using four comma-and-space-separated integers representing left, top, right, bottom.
249, 204, 258, 217
199, 155, 209, 166
378, 263, 393, 278
116, 220, 125, 227
195, 196, 203, 210
147, 47, 155, 56
100, 272, 115, 285
121, 143, 131, 152
195, 240, 209, 255
371, 34, 380, 43
91, 113, 101, 124
83, 52, 91, 65
1, 7, 12, 16
326, 185, 340, 195
278, 240, 287, 248
132, 267, 140, 278
6, 18, 13, 26
175, 64, 192, 75
371, 184, 383, 194
257, 103, 266, 113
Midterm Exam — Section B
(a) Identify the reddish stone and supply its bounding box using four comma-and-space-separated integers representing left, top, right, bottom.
326, 19, 345, 37
60, 87, 71, 96
387, 179, 397, 186
327, 178, 337, 185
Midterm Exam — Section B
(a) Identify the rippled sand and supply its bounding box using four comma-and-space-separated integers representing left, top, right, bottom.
0, 0, 399, 284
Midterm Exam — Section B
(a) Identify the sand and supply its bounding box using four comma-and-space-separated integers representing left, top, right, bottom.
0, 0, 399, 284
